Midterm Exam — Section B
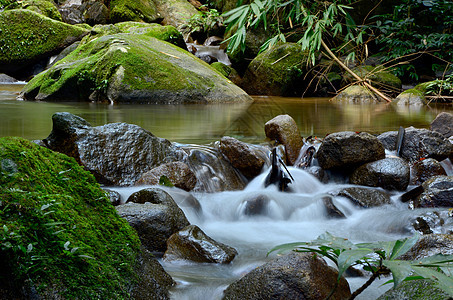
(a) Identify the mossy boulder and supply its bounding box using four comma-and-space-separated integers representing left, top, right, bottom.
333, 85, 382, 103
153, 0, 198, 28
0, 9, 88, 78
20, 33, 251, 103
110, 0, 162, 24
377, 279, 450, 300
3, 0, 62, 21
240, 43, 309, 96
344, 65, 402, 91
394, 88, 426, 106
211, 62, 241, 85
0, 137, 174, 298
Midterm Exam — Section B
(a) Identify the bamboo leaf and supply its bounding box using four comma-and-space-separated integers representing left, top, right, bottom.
382, 260, 413, 287
337, 248, 375, 279
389, 233, 420, 260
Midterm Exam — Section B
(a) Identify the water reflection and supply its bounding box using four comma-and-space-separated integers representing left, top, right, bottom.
1, 84, 452, 143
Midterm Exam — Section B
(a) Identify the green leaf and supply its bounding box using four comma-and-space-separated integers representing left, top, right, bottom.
337, 248, 375, 279
389, 233, 420, 260
382, 260, 413, 287
268, 241, 308, 255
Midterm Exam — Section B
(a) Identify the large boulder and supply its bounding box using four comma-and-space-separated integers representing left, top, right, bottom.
343, 65, 402, 91
430, 112, 453, 138
400, 234, 453, 260
393, 88, 426, 106
264, 114, 304, 165
377, 127, 453, 163
0, 9, 88, 79
222, 252, 351, 300
350, 157, 410, 191
414, 175, 453, 208
219, 136, 267, 178
117, 188, 190, 252
136, 161, 197, 191
110, 0, 161, 23
0, 137, 173, 299
240, 43, 309, 96
4, 0, 62, 21
20, 33, 251, 103
164, 225, 238, 263
333, 187, 391, 208
316, 131, 385, 170
42, 112, 184, 186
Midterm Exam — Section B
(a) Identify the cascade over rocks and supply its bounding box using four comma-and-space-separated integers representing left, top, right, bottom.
219, 136, 267, 179
409, 210, 453, 235
264, 114, 303, 165
136, 161, 197, 191
350, 157, 410, 191
164, 225, 238, 263
414, 175, 453, 208
316, 131, 385, 170
117, 188, 190, 252
332, 187, 391, 208
43, 112, 184, 186
222, 252, 351, 300
377, 127, 453, 163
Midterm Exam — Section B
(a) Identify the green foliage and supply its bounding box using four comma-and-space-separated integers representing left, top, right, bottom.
183, 8, 223, 36
371, 0, 453, 81
0, 137, 141, 298
269, 232, 453, 298
426, 74, 453, 96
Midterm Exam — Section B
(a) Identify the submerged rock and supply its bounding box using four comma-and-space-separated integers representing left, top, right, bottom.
136, 161, 197, 191
241, 194, 271, 216
350, 157, 410, 191
164, 225, 238, 263
222, 252, 351, 300
316, 131, 385, 170
43, 112, 184, 186
0, 137, 173, 299
20, 33, 251, 103
377, 127, 453, 163
117, 188, 190, 252
265, 114, 304, 165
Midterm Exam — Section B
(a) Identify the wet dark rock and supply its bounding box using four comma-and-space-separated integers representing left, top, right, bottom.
430, 112, 453, 139
350, 157, 410, 191
43, 112, 184, 186
415, 176, 453, 208
82, 1, 109, 25
195, 53, 218, 64
316, 131, 385, 170
322, 196, 346, 218
399, 185, 424, 203
222, 252, 351, 300
333, 187, 391, 208
376, 279, 451, 300
164, 225, 237, 263
408, 210, 453, 235
400, 234, 453, 260
242, 194, 270, 216
102, 188, 122, 206
264, 114, 304, 165
307, 166, 329, 183
219, 136, 267, 179
377, 127, 453, 163
136, 161, 197, 191
116, 188, 190, 252
411, 158, 446, 185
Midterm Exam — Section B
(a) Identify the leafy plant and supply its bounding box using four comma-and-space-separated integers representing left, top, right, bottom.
269, 232, 453, 299
182, 8, 224, 38
426, 73, 453, 101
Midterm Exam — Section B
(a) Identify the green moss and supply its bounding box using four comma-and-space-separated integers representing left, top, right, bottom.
401, 88, 425, 97
211, 62, 231, 77
349, 65, 402, 90
6, 0, 63, 21
0, 137, 141, 298
110, 0, 160, 23
0, 9, 88, 64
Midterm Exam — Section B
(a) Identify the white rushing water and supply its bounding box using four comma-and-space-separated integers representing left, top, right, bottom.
110, 166, 444, 300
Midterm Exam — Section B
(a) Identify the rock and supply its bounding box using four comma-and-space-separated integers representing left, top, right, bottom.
344, 65, 402, 91
20, 33, 251, 103
409, 210, 453, 235
81, 1, 109, 25
394, 88, 426, 106
415, 175, 453, 208
117, 188, 190, 252
211, 62, 242, 85
350, 157, 410, 191
204, 36, 223, 46
42, 112, 184, 186
377, 127, 453, 163
5, 0, 62, 21
0, 9, 89, 79
322, 196, 346, 218
222, 252, 351, 300
400, 234, 453, 260
241, 194, 271, 216
264, 114, 304, 165
240, 43, 309, 96
0, 74, 18, 83
376, 279, 450, 300
136, 162, 197, 191
333, 85, 382, 103
333, 187, 391, 208
110, 0, 162, 24
0, 137, 172, 298
164, 225, 238, 263
153, 0, 198, 29
219, 136, 267, 179
58, 0, 84, 24
430, 112, 453, 138
316, 131, 385, 170
411, 158, 446, 185
102, 188, 122, 206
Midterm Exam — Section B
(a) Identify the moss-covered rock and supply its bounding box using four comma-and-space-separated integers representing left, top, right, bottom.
377, 279, 450, 300
4, 0, 62, 21
0, 9, 88, 77
110, 0, 162, 24
344, 65, 402, 91
333, 85, 382, 103
211, 62, 241, 85
153, 0, 198, 29
20, 33, 251, 103
0, 137, 173, 298
240, 43, 309, 96
394, 88, 426, 106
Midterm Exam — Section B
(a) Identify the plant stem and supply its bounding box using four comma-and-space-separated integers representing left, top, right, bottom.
348, 271, 380, 300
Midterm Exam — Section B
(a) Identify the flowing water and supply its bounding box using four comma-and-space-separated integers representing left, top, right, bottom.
2, 83, 453, 299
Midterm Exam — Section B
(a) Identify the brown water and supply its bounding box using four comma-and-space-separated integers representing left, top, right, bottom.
1, 83, 452, 144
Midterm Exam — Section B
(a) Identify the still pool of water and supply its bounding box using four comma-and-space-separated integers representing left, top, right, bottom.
2, 83, 453, 143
